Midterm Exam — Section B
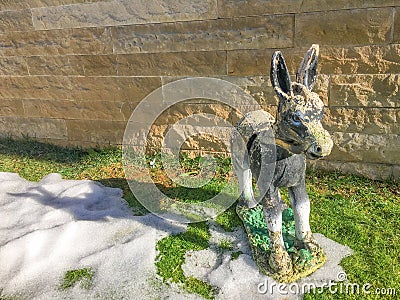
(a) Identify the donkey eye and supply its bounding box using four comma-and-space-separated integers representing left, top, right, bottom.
290, 114, 301, 125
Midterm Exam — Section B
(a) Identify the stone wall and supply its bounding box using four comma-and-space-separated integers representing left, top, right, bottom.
0, 0, 399, 180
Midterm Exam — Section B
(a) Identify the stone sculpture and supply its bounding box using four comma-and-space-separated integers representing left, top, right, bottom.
231, 45, 333, 282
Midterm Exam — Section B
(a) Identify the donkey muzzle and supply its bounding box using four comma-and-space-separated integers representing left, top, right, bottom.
306, 143, 323, 159
305, 128, 333, 160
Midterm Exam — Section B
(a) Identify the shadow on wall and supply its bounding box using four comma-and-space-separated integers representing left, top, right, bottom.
0, 136, 89, 164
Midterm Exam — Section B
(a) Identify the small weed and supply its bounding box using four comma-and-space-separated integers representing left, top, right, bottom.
231, 251, 243, 260
60, 267, 94, 290
219, 239, 234, 251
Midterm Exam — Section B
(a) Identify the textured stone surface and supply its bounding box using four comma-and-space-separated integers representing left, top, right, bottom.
393, 7, 400, 42
330, 132, 400, 165
218, 0, 302, 17
0, 9, 33, 33
69, 76, 161, 102
330, 75, 400, 107
295, 8, 393, 46
112, 15, 293, 54
227, 47, 328, 76
66, 119, 126, 144
324, 108, 399, 134
0, 116, 67, 139
299, 0, 394, 12
0, 99, 24, 117
307, 160, 395, 181
218, 0, 394, 17
117, 51, 226, 76
0, 27, 112, 57
0, 57, 29, 76
23, 99, 128, 121
319, 45, 400, 74
1, 76, 72, 101
32, 0, 218, 30
27, 55, 118, 76
0, 1, 398, 180
0, 0, 95, 10
392, 165, 400, 180
228, 49, 275, 76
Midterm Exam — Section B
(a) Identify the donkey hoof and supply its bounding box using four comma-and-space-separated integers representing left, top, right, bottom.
296, 232, 323, 255
268, 245, 293, 275
237, 195, 258, 209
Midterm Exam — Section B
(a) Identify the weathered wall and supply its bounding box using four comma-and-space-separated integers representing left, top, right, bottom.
0, 0, 399, 180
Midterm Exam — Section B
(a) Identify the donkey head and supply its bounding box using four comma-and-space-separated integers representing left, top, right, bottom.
270, 45, 333, 159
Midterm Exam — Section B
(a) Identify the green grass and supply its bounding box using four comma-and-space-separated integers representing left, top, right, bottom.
155, 222, 216, 299
0, 137, 399, 299
60, 267, 94, 290
303, 171, 400, 299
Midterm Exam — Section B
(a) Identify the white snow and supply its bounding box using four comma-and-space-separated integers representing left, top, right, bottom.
0, 172, 353, 300
0, 172, 191, 299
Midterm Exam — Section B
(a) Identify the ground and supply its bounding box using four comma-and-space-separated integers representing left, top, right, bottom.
0, 138, 399, 299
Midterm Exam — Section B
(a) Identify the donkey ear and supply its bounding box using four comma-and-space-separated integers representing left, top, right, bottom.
296, 44, 319, 90
270, 51, 292, 99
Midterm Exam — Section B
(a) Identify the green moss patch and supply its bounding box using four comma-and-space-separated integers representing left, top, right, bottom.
237, 205, 326, 283
155, 222, 217, 299
60, 267, 94, 290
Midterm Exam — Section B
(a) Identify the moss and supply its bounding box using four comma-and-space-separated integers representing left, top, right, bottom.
155, 222, 217, 299
237, 205, 326, 283
60, 267, 94, 290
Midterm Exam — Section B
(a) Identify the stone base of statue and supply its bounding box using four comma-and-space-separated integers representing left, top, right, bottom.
236, 205, 326, 283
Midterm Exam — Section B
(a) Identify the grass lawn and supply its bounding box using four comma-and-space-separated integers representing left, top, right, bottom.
0, 137, 399, 299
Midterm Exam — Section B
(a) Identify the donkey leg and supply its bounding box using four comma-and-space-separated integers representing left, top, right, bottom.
289, 183, 322, 255
237, 168, 257, 208
262, 191, 292, 274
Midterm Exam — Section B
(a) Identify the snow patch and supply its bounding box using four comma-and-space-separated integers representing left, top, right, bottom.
0, 173, 191, 299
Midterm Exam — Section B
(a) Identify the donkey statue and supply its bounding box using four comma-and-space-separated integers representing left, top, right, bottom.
231, 45, 333, 277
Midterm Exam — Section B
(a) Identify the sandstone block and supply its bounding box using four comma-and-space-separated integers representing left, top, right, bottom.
1, 76, 72, 101
218, 0, 394, 17
307, 159, 393, 181
70, 76, 161, 102
319, 45, 400, 74
112, 14, 293, 54
0, 57, 29, 76
32, 0, 218, 30
0, 1, 94, 10
0, 0, 30, 10
27, 55, 118, 76
391, 165, 400, 181
66, 119, 126, 144
329, 132, 400, 165
324, 108, 400, 134
23, 99, 128, 121
0, 99, 24, 116
0, 116, 67, 139
123, 121, 169, 148
0, 9, 33, 33
227, 49, 275, 76
219, 75, 277, 106
162, 102, 233, 126
179, 134, 230, 153
0, 27, 112, 57
218, 0, 301, 18
393, 7, 400, 42
300, 0, 394, 13
295, 8, 393, 47
330, 75, 400, 107
116, 51, 226, 76
227, 47, 319, 76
